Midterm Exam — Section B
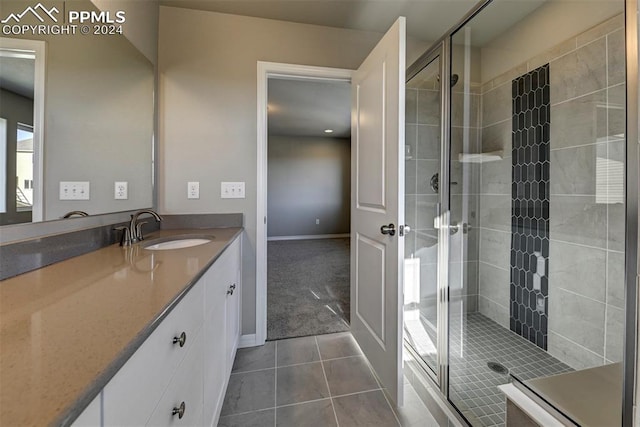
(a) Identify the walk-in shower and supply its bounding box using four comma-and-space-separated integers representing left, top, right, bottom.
404, 0, 630, 425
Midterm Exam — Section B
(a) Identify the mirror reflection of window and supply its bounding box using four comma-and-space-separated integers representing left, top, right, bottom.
16, 123, 33, 211
0, 117, 6, 214
0, 45, 36, 225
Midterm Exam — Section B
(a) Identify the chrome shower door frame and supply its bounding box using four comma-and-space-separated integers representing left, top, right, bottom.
405, 40, 451, 392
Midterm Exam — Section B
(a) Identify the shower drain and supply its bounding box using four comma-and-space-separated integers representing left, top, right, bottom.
487, 361, 509, 375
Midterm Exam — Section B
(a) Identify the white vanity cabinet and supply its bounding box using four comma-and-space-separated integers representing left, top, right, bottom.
78, 237, 241, 427
72, 395, 101, 427
203, 237, 241, 425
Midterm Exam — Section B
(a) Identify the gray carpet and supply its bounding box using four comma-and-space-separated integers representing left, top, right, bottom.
267, 238, 350, 340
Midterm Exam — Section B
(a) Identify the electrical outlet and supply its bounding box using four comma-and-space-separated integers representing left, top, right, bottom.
221, 182, 245, 199
316, 218, 320, 225
115, 181, 128, 200
188, 181, 200, 199
59, 181, 90, 200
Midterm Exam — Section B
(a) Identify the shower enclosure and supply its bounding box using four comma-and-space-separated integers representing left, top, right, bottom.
404, 0, 634, 425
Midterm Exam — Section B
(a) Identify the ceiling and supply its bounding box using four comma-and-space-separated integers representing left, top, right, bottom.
160, 0, 471, 42
159, 0, 555, 47
0, 55, 34, 99
268, 78, 351, 138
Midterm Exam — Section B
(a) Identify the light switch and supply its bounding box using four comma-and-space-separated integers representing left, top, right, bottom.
221, 182, 245, 199
60, 181, 90, 200
188, 182, 200, 199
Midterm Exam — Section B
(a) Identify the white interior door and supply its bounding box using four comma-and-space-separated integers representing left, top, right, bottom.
350, 17, 406, 406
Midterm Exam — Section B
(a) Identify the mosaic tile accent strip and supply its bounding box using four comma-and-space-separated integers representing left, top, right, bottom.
510, 64, 550, 350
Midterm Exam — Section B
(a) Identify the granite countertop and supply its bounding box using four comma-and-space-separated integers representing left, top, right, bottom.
0, 227, 243, 427
521, 362, 623, 426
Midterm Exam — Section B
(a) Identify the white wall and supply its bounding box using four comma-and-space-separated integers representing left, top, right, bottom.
158, 6, 431, 335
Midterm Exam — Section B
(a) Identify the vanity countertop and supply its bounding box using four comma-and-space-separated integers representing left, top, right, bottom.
0, 227, 243, 427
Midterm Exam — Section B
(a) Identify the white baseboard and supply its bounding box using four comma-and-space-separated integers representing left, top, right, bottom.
239, 334, 258, 348
267, 233, 350, 241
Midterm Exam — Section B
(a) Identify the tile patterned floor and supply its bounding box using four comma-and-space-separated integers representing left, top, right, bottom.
218, 332, 443, 427
411, 311, 573, 427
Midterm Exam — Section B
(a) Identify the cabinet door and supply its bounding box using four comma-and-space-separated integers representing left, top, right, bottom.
146, 328, 204, 427
225, 239, 241, 371
203, 263, 228, 426
72, 394, 101, 427
103, 281, 204, 427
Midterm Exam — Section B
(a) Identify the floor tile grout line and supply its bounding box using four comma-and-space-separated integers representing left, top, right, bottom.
379, 388, 403, 427
230, 366, 277, 375
222, 388, 393, 421
275, 354, 363, 370
331, 387, 383, 399
316, 335, 340, 427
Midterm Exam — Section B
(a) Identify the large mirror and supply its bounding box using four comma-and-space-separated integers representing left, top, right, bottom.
0, 0, 154, 226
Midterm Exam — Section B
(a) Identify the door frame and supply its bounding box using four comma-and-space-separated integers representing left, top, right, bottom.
255, 61, 354, 346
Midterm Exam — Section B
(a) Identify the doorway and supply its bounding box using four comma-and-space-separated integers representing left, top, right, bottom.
265, 77, 352, 340
256, 62, 354, 346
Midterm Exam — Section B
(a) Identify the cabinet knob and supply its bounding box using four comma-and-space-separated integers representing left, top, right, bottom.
172, 401, 186, 419
173, 331, 187, 347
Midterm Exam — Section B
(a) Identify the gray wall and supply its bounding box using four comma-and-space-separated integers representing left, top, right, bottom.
0, 89, 33, 225
267, 135, 350, 237
477, 14, 626, 369
159, 6, 389, 336
91, 0, 159, 65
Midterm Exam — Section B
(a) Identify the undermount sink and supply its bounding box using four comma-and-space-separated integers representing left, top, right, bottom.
142, 235, 215, 250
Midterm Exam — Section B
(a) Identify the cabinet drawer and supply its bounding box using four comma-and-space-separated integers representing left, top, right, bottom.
103, 280, 204, 427
146, 328, 204, 427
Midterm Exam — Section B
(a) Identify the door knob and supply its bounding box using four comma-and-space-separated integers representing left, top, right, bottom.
380, 223, 396, 236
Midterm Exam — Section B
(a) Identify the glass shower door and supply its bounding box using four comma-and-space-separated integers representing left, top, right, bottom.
404, 51, 443, 380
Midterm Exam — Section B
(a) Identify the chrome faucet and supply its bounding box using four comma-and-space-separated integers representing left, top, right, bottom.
129, 209, 163, 244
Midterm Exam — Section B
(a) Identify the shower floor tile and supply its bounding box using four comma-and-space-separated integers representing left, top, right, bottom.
408, 311, 573, 427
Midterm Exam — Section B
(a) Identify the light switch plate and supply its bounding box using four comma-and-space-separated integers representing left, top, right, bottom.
188, 181, 200, 199
115, 181, 128, 200
60, 181, 90, 200
221, 182, 245, 199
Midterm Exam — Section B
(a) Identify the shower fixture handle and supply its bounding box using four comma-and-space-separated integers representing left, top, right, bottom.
380, 223, 396, 236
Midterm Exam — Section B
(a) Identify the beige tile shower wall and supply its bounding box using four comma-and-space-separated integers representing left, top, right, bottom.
478, 15, 626, 370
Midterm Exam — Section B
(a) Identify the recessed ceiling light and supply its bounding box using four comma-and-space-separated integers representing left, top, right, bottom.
324, 129, 334, 133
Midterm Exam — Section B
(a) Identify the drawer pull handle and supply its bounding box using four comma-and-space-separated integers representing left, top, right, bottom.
227, 283, 236, 296
173, 332, 187, 347
172, 401, 186, 419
